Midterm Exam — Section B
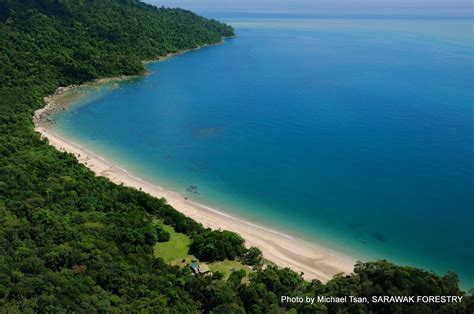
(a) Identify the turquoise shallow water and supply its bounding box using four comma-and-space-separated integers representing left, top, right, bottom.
54, 17, 474, 288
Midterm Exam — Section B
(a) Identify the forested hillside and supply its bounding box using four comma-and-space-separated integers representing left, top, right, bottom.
0, 0, 472, 312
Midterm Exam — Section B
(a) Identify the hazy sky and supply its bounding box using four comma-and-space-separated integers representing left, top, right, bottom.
146, 0, 473, 17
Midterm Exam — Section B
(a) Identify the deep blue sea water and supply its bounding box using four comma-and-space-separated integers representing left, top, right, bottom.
54, 17, 474, 288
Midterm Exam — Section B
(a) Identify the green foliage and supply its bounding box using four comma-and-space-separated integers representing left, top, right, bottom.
228, 269, 247, 287
155, 224, 170, 242
0, 0, 472, 312
189, 229, 247, 262
241, 247, 264, 266
0, 0, 233, 95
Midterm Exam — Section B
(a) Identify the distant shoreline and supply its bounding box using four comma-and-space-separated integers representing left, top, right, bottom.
34, 43, 356, 282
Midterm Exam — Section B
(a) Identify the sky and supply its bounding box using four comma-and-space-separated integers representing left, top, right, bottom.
145, 0, 473, 18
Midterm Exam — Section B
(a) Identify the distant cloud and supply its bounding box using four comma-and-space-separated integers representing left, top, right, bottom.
146, 0, 473, 17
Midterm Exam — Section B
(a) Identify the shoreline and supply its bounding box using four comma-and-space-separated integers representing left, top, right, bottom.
34, 48, 356, 283
144, 36, 234, 65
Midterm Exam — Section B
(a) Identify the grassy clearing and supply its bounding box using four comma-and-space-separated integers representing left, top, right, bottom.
153, 221, 254, 283
209, 260, 253, 280
153, 223, 193, 263
169, 255, 195, 267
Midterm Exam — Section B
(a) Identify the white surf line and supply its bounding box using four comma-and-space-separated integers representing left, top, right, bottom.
111, 162, 296, 240
195, 203, 294, 240
113, 157, 296, 240
47, 129, 295, 240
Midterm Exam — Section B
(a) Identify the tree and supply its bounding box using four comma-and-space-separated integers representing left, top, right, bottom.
189, 229, 246, 262
241, 247, 263, 266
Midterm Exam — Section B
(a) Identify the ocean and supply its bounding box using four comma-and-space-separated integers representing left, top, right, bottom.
53, 16, 474, 288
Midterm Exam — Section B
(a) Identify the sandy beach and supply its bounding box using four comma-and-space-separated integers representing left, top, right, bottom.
34, 80, 356, 283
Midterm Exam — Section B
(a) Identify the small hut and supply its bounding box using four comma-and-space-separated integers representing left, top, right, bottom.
199, 264, 210, 275
189, 262, 210, 276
